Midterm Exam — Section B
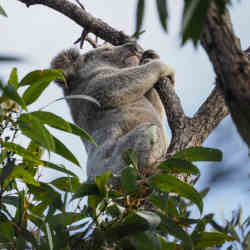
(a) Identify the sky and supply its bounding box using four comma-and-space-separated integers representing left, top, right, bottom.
1, 0, 250, 223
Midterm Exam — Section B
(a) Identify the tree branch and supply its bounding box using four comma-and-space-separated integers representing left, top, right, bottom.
16, 0, 130, 45
201, 1, 250, 147
16, 0, 235, 154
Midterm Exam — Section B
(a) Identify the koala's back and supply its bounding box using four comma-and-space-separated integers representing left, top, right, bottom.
69, 92, 167, 178
51, 43, 174, 180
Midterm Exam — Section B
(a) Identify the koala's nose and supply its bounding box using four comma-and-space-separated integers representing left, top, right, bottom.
124, 42, 144, 55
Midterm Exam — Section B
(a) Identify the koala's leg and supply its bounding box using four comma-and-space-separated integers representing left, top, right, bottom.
104, 123, 168, 175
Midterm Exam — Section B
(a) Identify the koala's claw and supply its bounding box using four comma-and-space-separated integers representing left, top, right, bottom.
140, 50, 160, 64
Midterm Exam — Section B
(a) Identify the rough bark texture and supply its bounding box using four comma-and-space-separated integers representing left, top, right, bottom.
201, 1, 250, 147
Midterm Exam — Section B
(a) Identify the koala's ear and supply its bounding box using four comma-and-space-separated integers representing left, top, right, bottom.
51, 48, 81, 86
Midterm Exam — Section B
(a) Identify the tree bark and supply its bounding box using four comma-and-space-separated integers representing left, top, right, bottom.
201, 1, 250, 148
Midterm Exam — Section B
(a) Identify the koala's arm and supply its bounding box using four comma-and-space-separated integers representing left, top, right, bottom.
88, 60, 175, 108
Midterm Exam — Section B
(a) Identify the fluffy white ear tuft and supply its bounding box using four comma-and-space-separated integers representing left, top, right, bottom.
51, 48, 80, 84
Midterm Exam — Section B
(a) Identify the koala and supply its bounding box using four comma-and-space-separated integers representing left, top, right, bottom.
51, 42, 175, 180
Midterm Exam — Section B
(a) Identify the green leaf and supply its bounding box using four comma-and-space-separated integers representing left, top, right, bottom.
199, 187, 210, 198
173, 147, 222, 162
195, 232, 235, 248
123, 149, 138, 168
130, 231, 161, 250
95, 171, 111, 195
157, 158, 200, 175
0, 159, 15, 185
161, 216, 193, 249
50, 176, 80, 192
23, 80, 51, 105
0, 83, 27, 110
18, 114, 55, 152
15, 237, 27, 249
72, 182, 100, 200
52, 136, 80, 166
31, 111, 71, 132
69, 122, 97, 145
191, 213, 214, 242
15, 190, 25, 226
159, 239, 176, 250
0, 6, 7, 17
8, 68, 18, 89
19, 69, 64, 86
156, 0, 168, 31
182, 0, 210, 46
134, 0, 145, 38
42, 161, 76, 177
150, 193, 168, 212
3, 142, 43, 165
121, 167, 137, 194
0, 222, 14, 241
10, 166, 40, 186
216, 0, 232, 14
20, 69, 64, 105
106, 213, 150, 240
28, 183, 63, 210
48, 212, 82, 228
2, 195, 19, 207
29, 201, 48, 217
151, 174, 203, 213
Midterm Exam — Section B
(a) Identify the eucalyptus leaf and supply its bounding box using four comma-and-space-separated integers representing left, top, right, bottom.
0, 83, 27, 110
195, 232, 235, 248
51, 176, 80, 192
161, 216, 193, 249
3, 142, 43, 165
156, 0, 168, 31
8, 68, 18, 89
31, 111, 71, 132
18, 114, 55, 152
151, 174, 203, 213
134, 0, 145, 38
121, 167, 137, 194
173, 147, 222, 162
0, 6, 7, 17
19, 69, 64, 86
52, 136, 80, 166
182, 0, 210, 46
72, 182, 100, 200
157, 158, 200, 175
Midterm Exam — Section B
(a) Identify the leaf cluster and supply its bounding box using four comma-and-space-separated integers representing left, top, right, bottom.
134, 0, 232, 45
0, 69, 234, 249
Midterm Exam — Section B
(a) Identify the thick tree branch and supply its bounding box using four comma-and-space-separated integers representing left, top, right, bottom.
16, 0, 234, 154
192, 84, 229, 144
201, 1, 250, 147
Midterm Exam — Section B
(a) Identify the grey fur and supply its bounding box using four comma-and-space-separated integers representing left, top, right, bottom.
51, 42, 175, 180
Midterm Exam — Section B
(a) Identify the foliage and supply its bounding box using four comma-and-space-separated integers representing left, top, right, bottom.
209, 207, 250, 250
0, 1, 246, 249
0, 68, 235, 249
134, 0, 232, 45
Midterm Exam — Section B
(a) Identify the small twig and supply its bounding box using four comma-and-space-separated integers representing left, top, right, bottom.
75, 0, 85, 10
85, 36, 98, 48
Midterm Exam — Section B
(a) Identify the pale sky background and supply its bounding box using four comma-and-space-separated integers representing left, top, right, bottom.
1, 0, 250, 224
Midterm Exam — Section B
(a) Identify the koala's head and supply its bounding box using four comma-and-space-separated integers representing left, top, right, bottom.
51, 42, 144, 91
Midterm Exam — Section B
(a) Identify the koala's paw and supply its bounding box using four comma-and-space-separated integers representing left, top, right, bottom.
159, 62, 175, 86
140, 50, 160, 64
